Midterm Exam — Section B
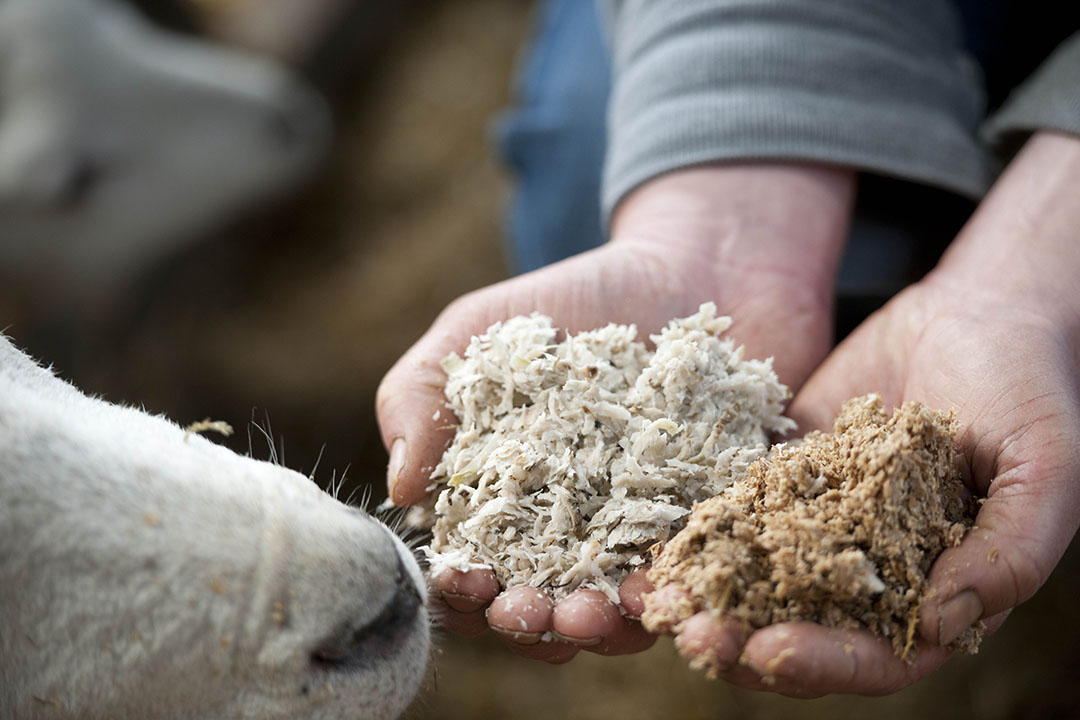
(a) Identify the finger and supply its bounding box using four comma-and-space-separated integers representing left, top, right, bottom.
430, 598, 490, 637
551, 589, 622, 646
376, 292, 511, 506
589, 617, 657, 656
487, 587, 581, 664
672, 612, 746, 678
551, 588, 657, 655
375, 335, 459, 505
667, 612, 771, 690
486, 587, 555, 645
431, 568, 500, 613
739, 622, 950, 697
618, 568, 653, 620
920, 463, 1080, 647
637, 584, 699, 635
497, 636, 580, 664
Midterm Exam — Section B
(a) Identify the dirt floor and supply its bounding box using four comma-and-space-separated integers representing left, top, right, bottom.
2, 1, 1078, 717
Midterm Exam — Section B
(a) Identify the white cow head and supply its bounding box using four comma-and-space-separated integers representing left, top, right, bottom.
0, 0, 330, 300
0, 335, 430, 719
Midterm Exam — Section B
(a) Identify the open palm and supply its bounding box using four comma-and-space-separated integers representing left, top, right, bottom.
376, 163, 854, 663
659, 133, 1080, 694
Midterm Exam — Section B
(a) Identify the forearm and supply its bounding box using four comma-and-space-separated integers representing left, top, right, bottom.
932, 131, 1080, 328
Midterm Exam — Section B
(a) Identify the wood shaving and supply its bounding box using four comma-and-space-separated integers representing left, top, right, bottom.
184, 418, 234, 437
643, 394, 982, 672
421, 303, 794, 602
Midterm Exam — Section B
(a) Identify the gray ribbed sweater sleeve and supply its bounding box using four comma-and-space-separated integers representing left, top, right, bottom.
983, 32, 1080, 152
602, 0, 991, 221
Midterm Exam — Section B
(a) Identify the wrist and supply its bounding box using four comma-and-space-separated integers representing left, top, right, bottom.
609, 162, 855, 295
932, 132, 1080, 328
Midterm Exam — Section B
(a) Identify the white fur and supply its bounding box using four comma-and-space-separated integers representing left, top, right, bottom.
0, 0, 330, 300
0, 334, 430, 719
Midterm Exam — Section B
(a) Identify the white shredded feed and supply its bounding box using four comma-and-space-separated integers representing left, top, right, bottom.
421, 303, 795, 603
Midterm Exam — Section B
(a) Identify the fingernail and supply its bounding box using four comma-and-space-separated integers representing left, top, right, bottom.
386, 438, 405, 502
441, 592, 487, 613
491, 627, 542, 645
938, 590, 983, 646
551, 630, 603, 647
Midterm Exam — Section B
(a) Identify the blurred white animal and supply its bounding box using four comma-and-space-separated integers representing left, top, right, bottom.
0, 334, 430, 719
0, 0, 330, 302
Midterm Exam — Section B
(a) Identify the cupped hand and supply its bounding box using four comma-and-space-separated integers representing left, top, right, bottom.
376, 163, 854, 662
659, 131, 1080, 695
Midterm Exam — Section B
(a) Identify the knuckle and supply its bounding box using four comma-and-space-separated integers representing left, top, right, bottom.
997, 538, 1050, 607
441, 291, 485, 324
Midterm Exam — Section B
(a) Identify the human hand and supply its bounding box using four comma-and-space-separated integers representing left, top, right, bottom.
657, 131, 1080, 694
376, 163, 854, 662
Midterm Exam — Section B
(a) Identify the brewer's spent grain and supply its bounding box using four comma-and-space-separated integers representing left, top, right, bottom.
643, 394, 982, 677
421, 303, 794, 603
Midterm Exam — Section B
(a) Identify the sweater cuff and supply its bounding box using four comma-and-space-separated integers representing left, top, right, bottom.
602, 0, 992, 224
982, 32, 1080, 156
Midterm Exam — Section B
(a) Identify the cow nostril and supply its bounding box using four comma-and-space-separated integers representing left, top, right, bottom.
311, 561, 422, 668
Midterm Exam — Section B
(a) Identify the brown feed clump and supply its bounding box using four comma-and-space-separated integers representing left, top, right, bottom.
642, 394, 982, 676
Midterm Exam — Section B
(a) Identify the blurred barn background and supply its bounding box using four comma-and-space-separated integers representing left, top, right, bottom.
0, 1, 1077, 717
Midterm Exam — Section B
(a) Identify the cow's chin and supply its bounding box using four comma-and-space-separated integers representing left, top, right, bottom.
0, 334, 430, 720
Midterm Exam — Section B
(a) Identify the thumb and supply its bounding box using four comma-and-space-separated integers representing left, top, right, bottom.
919, 422, 1080, 646
375, 348, 455, 507
376, 296, 496, 506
